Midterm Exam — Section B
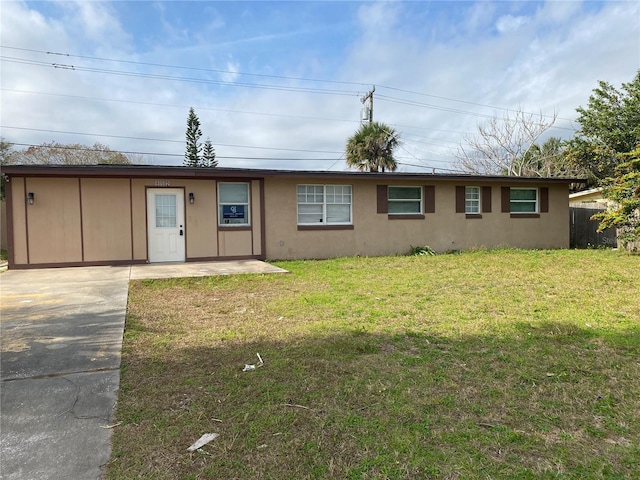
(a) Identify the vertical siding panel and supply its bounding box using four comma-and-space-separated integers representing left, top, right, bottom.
78, 178, 84, 262
259, 178, 266, 258
10, 177, 30, 266
129, 178, 134, 260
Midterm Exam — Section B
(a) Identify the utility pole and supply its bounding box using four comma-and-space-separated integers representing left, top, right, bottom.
360, 86, 375, 124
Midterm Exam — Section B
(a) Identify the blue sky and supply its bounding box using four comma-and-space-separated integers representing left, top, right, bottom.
1, 1, 639, 171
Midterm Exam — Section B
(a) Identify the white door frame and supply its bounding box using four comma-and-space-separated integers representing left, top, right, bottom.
146, 188, 186, 262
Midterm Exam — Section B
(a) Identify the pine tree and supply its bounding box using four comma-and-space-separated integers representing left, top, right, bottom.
185, 107, 202, 167
202, 138, 217, 167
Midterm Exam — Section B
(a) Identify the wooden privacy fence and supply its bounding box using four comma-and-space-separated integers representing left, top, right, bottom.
569, 207, 617, 248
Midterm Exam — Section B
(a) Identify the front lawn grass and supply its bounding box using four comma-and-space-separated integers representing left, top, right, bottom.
108, 249, 639, 479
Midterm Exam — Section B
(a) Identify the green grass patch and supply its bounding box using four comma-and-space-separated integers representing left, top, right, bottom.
108, 249, 640, 479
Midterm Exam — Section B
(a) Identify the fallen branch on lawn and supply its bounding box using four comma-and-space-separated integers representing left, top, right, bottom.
282, 403, 312, 410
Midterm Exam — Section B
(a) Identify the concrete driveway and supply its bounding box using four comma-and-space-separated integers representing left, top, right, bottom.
0, 260, 287, 480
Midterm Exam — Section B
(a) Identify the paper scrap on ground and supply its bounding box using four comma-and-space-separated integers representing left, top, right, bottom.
242, 353, 264, 371
187, 433, 219, 452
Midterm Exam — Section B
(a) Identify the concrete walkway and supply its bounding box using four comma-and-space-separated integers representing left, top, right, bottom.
0, 260, 287, 480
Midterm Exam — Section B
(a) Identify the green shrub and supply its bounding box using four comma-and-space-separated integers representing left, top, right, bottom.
408, 245, 436, 256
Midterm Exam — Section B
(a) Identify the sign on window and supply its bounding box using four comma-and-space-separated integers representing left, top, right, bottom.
222, 205, 245, 219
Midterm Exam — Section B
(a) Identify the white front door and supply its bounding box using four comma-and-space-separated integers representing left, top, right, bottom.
147, 188, 185, 262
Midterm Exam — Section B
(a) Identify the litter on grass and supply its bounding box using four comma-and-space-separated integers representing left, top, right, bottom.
187, 433, 219, 452
242, 353, 264, 372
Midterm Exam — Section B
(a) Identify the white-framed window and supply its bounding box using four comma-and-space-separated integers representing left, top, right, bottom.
510, 188, 538, 213
388, 186, 422, 214
218, 182, 250, 225
297, 185, 352, 225
465, 186, 481, 214
155, 194, 177, 228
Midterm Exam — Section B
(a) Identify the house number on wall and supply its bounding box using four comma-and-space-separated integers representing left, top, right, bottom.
155, 180, 171, 187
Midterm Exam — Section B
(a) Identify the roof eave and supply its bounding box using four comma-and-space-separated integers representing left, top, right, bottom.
0, 164, 586, 184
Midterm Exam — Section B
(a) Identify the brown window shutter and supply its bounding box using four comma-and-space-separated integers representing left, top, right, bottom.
377, 185, 388, 214
455, 186, 465, 213
540, 187, 549, 213
501, 187, 510, 213
424, 185, 435, 213
482, 186, 492, 213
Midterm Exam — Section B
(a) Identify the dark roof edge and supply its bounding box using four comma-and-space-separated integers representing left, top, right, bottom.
0, 164, 586, 184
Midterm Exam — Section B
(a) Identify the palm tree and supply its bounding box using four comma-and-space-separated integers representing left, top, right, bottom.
345, 122, 400, 172
516, 137, 571, 177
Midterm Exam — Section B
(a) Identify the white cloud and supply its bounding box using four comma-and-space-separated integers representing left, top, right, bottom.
357, 1, 400, 35
464, 2, 497, 34
55, 0, 131, 52
1, 0, 639, 173
536, 0, 583, 25
0, 1, 69, 51
222, 58, 240, 83
495, 14, 530, 33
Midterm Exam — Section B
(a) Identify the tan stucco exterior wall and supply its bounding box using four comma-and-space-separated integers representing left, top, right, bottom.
263, 177, 570, 260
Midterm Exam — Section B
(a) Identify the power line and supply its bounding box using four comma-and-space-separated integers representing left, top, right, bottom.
0, 88, 470, 163
0, 88, 362, 125
394, 125, 474, 136
377, 94, 496, 119
7, 142, 343, 162
1, 45, 579, 123
377, 84, 576, 123
6, 141, 461, 172
396, 160, 462, 173
1, 45, 370, 88
378, 93, 575, 131
400, 134, 461, 147
0, 54, 360, 97
1, 126, 343, 154
396, 141, 457, 172
2, 54, 578, 138
2, 46, 574, 170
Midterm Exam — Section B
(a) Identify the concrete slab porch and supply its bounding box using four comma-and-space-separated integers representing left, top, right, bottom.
129, 259, 288, 280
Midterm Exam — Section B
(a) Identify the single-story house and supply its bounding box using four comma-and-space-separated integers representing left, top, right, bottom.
569, 187, 612, 209
2, 165, 579, 269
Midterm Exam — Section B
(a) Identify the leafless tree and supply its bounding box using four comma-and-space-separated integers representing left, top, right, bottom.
455, 108, 558, 176
5, 141, 131, 165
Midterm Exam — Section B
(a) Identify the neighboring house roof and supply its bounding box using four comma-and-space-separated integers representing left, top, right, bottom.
569, 187, 612, 207
1, 164, 584, 184
569, 187, 604, 200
